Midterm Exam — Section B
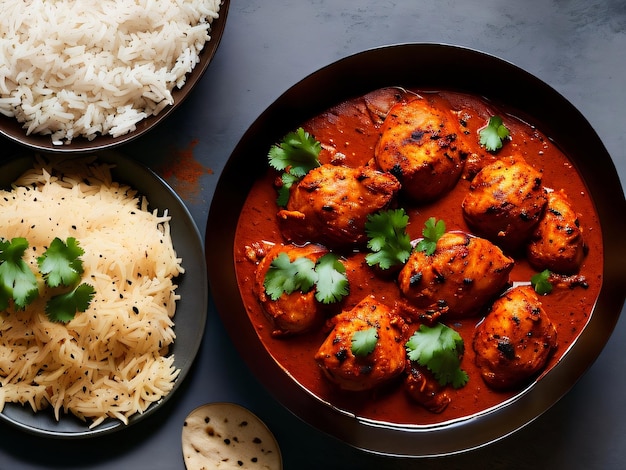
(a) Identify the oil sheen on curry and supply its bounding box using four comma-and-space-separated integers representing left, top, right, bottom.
234, 87, 602, 425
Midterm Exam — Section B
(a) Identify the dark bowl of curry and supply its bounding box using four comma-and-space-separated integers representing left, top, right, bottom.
206, 43, 626, 457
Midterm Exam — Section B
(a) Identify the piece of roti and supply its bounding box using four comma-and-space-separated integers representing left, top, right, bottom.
182, 402, 282, 469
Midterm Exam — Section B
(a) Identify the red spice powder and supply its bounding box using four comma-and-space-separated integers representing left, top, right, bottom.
157, 139, 213, 201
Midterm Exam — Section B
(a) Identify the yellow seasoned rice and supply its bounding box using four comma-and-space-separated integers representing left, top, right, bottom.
0, 157, 183, 427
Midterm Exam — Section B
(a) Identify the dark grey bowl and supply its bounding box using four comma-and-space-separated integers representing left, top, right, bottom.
0, 151, 207, 438
0, 0, 229, 154
206, 43, 626, 457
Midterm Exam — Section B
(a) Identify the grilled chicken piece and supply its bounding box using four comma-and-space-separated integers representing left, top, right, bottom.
473, 285, 557, 390
404, 362, 451, 413
314, 296, 407, 392
277, 164, 400, 249
397, 232, 514, 320
254, 243, 330, 337
548, 271, 588, 290
362, 87, 416, 125
462, 151, 498, 181
527, 189, 586, 274
374, 98, 470, 202
462, 155, 548, 252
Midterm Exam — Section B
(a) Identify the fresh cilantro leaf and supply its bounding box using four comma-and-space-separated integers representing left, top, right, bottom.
46, 283, 95, 323
0, 237, 39, 309
268, 127, 322, 178
1, 236, 94, 320
313, 254, 349, 304
276, 172, 300, 207
37, 237, 85, 288
269, 128, 322, 207
531, 269, 553, 295
429, 348, 470, 389
479, 115, 510, 152
263, 252, 317, 301
365, 209, 412, 269
263, 252, 349, 304
351, 327, 378, 357
415, 217, 446, 256
405, 323, 469, 389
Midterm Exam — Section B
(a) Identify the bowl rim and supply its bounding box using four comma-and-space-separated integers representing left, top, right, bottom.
206, 42, 626, 457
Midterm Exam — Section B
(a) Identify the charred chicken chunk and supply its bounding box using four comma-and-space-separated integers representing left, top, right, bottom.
374, 98, 470, 202
527, 189, 586, 274
362, 86, 416, 125
254, 243, 330, 337
473, 285, 557, 390
314, 296, 407, 392
462, 155, 548, 252
397, 232, 514, 320
277, 164, 400, 249
404, 362, 451, 414
462, 151, 498, 181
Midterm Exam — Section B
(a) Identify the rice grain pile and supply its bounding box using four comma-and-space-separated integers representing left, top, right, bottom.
0, 157, 184, 427
0, 0, 221, 144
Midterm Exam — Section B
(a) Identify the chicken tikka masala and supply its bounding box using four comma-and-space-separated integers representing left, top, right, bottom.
234, 87, 602, 425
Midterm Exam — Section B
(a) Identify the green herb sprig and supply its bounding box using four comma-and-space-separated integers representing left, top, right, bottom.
479, 115, 510, 152
405, 323, 469, 389
365, 209, 412, 270
0, 237, 94, 322
264, 252, 349, 304
268, 127, 322, 206
531, 269, 553, 295
0, 237, 39, 310
415, 217, 446, 256
351, 327, 378, 357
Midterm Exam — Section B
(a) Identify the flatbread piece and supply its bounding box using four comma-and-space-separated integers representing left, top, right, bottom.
182, 402, 282, 469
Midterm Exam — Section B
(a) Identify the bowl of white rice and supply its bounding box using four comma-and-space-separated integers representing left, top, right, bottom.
0, 0, 229, 153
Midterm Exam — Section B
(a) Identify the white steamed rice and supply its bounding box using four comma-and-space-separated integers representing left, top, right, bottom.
0, 0, 221, 145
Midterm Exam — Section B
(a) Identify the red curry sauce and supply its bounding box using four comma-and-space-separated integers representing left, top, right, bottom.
233, 89, 602, 425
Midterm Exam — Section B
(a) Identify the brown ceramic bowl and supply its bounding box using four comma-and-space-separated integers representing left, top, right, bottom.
0, 0, 229, 154
206, 44, 626, 457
